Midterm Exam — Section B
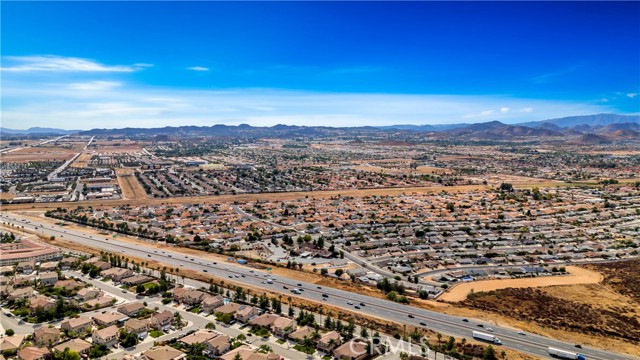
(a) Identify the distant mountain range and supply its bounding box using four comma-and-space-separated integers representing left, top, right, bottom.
2, 114, 639, 142
0, 127, 78, 135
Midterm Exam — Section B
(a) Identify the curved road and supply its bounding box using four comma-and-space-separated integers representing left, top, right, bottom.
1, 213, 636, 360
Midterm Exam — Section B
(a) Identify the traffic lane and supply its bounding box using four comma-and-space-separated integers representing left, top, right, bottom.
1, 214, 634, 360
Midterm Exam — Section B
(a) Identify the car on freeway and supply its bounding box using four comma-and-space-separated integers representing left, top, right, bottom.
297, 283, 302, 286
419, 322, 427, 326
229, 275, 233, 278
486, 328, 493, 332
347, 301, 353, 305
575, 344, 582, 349
317, 286, 322, 289
408, 315, 414, 318
354, 306, 361, 309
283, 286, 288, 289
360, 302, 365, 307
476, 324, 484, 328
517, 331, 526, 335
147, 254, 151, 257
322, 293, 328, 297
203, 269, 208, 272
462, 319, 469, 322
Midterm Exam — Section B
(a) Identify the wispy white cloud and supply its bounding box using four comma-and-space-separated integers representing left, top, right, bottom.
0, 55, 151, 73
500, 107, 509, 113
187, 66, 210, 72
67, 81, 122, 91
627, 93, 638, 98
531, 66, 578, 84
1, 79, 614, 130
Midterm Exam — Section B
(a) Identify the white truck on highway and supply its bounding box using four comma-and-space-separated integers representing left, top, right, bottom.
472, 331, 502, 345
548, 347, 586, 360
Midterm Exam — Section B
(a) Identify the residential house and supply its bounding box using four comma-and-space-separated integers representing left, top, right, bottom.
8, 287, 33, 301
124, 318, 149, 339
288, 326, 314, 343
214, 302, 242, 316
333, 340, 368, 360
101, 268, 133, 282
143, 346, 186, 360
220, 346, 280, 360
38, 262, 58, 272
234, 305, 260, 323
82, 295, 115, 310
18, 347, 50, 360
29, 296, 56, 313
53, 339, 91, 355
61, 317, 93, 335
122, 275, 152, 286
0, 334, 25, 352
317, 331, 341, 353
272, 317, 296, 338
76, 288, 101, 301
178, 331, 217, 346
201, 294, 224, 313
182, 289, 207, 306
92, 325, 119, 347
118, 302, 146, 317
148, 310, 173, 331
92, 312, 128, 327
16, 261, 35, 274
33, 327, 61, 346
205, 335, 230, 356
54, 279, 81, 292
37, 272, 58, 287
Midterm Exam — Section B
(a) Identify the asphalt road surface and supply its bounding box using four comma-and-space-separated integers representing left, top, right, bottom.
1, 213, 636, 360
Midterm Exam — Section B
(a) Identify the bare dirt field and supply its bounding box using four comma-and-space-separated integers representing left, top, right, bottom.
484, 174, 564, 186
70, 152, 93, 168
0, 193, 16, 200
439, 266, 602, 302
0, 147, 79, 162
116, 168, 148, 200
435, 261, 640, 357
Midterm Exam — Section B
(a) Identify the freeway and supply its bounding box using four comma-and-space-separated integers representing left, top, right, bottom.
1, 213, 636, 360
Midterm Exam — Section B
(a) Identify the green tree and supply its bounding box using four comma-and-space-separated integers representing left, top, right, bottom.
483, 345, 498, 360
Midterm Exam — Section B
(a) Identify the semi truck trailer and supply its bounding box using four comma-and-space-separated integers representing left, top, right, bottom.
472, 331, 502, 345
548, 347, 586, 360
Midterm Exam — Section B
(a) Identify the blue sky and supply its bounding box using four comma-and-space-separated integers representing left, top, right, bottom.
2, 1, 639, 129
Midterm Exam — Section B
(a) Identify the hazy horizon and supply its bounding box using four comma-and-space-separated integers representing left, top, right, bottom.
2, 2, 639, 129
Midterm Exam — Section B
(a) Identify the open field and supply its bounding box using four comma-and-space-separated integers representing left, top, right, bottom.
70, 152, 93, 168
583, 259, 640, 302
0, 146, 79, 162
434, 261, 640, 357
0, 192, 16, 200
439, 266, 603, 302
116, 168, 148, 200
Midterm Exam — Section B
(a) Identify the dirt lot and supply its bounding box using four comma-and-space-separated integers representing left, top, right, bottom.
0, 146, 79, 162
436, 261, 640, 357
116, 168, 148, 200
439, 266, 602, 302
70, 152, 93, 168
